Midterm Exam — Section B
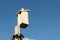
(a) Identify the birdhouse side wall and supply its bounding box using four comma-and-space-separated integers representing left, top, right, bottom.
17, 14, 22, 26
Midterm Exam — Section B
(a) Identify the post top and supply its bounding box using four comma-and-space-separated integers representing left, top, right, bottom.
21, 8, 24, 10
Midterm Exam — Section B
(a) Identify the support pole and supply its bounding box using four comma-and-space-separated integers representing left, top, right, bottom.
11, 8, 30, 40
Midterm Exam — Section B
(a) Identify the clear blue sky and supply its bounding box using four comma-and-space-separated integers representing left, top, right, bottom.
0, 0, 60, 40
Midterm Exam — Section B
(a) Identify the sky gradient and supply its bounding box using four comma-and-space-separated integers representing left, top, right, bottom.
0, 0, 60, 40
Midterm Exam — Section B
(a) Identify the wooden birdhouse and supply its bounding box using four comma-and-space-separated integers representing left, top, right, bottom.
17, 8, 30, 28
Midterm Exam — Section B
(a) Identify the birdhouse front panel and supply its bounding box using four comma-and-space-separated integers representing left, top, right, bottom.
20, 11, 29, 28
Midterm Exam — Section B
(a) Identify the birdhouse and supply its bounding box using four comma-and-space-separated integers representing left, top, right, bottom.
17, 8, 30, 28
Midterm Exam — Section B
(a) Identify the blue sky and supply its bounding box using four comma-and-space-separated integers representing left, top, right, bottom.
0, 0, 60, 40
